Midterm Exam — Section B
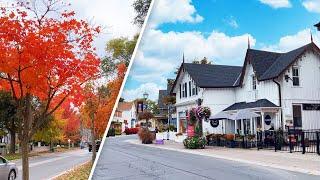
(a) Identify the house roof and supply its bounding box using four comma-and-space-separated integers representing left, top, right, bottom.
259, 43, 319, 80
223, 99, 278, 111
244, 42, 320, 81
117, 102, 133, 111
171, 42, 320, 93
182, 63, 242, 88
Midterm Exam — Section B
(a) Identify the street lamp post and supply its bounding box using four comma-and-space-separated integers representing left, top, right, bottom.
142, 92, 149, 127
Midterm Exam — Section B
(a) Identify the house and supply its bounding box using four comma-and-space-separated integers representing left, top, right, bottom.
154, 79, 177, 132
111, 101, 137, 134
171, 41, 320, 135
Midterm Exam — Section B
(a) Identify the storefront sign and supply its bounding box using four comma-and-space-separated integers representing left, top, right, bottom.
210, 120, 219, 128
303, 104, 320, 111
187, 125, 195, 137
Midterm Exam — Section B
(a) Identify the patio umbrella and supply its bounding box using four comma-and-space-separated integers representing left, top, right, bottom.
229, 109, 260, 120
209, 111, 231, 120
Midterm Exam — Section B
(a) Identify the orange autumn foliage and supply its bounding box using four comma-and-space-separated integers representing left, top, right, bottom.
0, 3, 101, 113
81, 63, 127, 138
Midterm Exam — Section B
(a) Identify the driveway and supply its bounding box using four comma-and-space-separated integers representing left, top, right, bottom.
92, 135, 319, 180
14, 148, 91, 180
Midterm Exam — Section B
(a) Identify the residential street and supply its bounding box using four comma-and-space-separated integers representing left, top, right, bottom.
93, 135, 320, 180
14, 148, 91, 180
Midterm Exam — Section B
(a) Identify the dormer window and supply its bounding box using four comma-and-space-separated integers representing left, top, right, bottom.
292, 66, 300, 86
252, 75, 257, 90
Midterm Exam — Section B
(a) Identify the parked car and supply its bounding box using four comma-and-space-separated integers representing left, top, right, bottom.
88, 140, 101, 152
0, 156, 18, 180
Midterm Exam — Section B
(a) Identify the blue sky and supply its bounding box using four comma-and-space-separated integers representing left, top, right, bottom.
122, 0, 320, 101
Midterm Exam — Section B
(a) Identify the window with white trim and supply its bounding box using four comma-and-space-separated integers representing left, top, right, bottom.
292, 66, 300, 86
192, 81, 196, 95
252, 75, 257, 90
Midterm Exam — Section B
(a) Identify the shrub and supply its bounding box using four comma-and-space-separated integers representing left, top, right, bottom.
183, 136, 206, 149
124, 128, 139, 135
138, 128, 155, 144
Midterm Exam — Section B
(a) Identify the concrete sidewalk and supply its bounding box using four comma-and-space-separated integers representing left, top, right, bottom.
127, 139, 320, 176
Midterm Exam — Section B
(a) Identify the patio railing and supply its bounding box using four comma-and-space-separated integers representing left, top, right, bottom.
206, 129, 320, 155
257, 129, 320, 154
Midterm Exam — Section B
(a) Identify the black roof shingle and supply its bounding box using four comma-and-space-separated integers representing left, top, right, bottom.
223, 99, 278, 111
183, 63, 242, 88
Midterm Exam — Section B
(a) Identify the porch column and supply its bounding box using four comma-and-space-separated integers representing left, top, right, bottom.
253, 117, 256, 133
261, 111, 265, 131
234, 120, 237, 134
250, 118, 254, 134
241, 119, 244, 135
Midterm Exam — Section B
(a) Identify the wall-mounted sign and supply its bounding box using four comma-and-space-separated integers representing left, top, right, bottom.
303, 104, 320, 111
210, 120, 219, 128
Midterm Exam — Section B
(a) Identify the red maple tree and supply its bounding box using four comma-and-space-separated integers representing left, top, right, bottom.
0, 1, 100, 179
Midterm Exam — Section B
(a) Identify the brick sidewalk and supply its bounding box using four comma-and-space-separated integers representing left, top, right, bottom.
127, 139, 320, 176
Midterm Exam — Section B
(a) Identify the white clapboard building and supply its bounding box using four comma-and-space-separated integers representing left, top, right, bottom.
171, 41, 320, 135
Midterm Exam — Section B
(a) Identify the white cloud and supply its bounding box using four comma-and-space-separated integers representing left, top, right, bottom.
149, 0, 203, 27
259, 0, 292, 8
302, 0, 320, 13
224, 16, 239, 29
122, 83, 165, 101
129, 29, 256, 90
262, 29, 318, 52
70, 0, 139, 56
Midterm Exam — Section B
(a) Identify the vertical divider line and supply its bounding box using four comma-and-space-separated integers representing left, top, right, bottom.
88, 0, 156, 179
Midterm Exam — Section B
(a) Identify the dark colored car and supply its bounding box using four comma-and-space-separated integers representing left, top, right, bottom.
88, 140, 101, 152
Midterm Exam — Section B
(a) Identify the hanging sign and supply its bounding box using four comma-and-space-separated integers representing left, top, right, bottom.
303, 104, 320, 111
210, 120, 219, 128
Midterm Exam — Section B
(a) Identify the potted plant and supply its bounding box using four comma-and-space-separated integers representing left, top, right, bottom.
138, 128, 155, 144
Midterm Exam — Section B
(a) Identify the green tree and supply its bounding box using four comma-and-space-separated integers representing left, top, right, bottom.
192, 57, 212, 64
0, 91, 18, 154
133, 0, 152, 27
101, 35, 138, 75
32, 115, 65, 152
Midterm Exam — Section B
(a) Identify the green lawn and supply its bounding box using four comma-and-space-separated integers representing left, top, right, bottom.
54, 161, 92, 180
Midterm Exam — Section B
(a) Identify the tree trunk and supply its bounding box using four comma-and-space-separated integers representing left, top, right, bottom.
91, 113, 96, 162
9, 130, 16, 154
21, 139, 29, 180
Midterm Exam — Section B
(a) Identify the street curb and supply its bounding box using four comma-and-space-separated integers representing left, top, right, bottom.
49, 160, 91, 180
126, 139, 320, 176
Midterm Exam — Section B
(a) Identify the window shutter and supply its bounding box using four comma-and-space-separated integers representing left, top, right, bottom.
189, 81, 191, 96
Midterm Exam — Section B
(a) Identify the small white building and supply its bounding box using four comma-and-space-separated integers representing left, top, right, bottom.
112, 102, 137, 133
171, 42, 320, 135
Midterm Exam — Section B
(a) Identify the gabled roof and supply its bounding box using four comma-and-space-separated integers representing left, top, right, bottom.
259, 43, 319, 80
172, 42, 320, 93
181, 63, 242, 88
241, 42, 320, 83
223, 99, 278, 111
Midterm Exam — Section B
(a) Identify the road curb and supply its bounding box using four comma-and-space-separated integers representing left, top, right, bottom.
49, 160, 91, 180
126, 139, 320, 176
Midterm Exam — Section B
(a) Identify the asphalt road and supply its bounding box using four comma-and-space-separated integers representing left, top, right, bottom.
92, 135, 320, 180
14, 148, 91, 180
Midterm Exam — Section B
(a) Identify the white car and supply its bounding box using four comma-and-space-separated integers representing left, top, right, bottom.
0, 156, 17, 180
